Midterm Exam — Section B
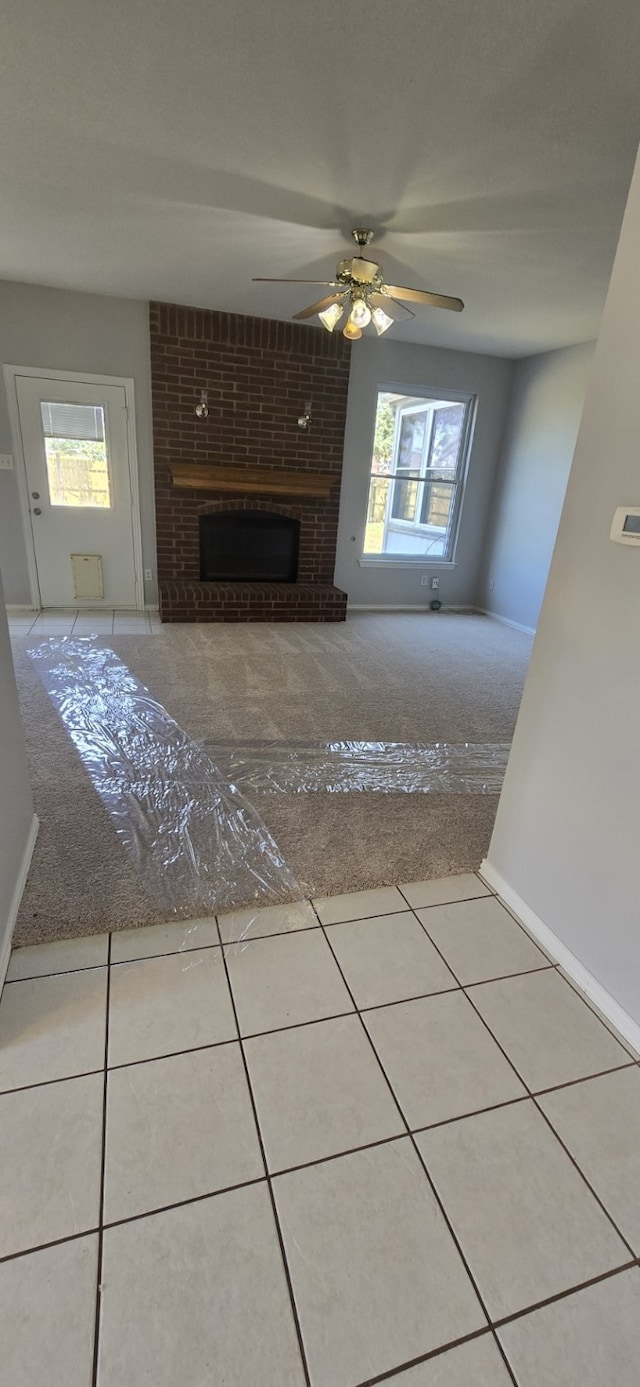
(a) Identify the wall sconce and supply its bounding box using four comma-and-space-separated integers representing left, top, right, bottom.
297, 400, 312, 430
195, 389, 209, 419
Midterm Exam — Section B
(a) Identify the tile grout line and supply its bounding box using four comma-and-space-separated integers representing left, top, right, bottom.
8, 1050, 640, 1267
480, 888, 640, 1060
313, 901, 640, 1380
5, 960, 112, 986
2, 883, 639, 1379
491, 1257, 640, 1333
351, 1326, 494, 1387
306, 901, 508, 1368
91, 933, 111, 1387
5, 880, 536, 979
4, 1081, 639, 1269
0, 1067, 105, 1099
101, 1176, 266, 1234
2, 963, 634, 1095
411, 906, 639, 1265
393, 889, 492, 916
214, 920, 313, 1387
397, 881, 551, 971
356, 908, 634, 1379
552, 964, 640, 1061
0, 1225, 101, 1267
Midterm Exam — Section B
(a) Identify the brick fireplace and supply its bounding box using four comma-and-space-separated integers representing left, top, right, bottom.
149, 302, 351, 622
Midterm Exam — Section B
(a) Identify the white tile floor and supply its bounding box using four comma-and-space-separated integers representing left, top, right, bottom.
7, 608, 162, 636
1, 874, 639, 1386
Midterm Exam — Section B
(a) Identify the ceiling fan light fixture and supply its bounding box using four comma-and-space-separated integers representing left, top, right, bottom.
349, 295, 371, 328
260, 228, 463, 337
318, 301, 345, 332
371, 305, 394, 336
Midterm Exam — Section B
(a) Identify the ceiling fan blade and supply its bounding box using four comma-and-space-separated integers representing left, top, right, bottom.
252, 277, 337, 285
370, 293, 412, 321
384, 285, 464, 313
293, 293, 344, 321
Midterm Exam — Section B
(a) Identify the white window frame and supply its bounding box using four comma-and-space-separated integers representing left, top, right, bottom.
360, 384, 477, 568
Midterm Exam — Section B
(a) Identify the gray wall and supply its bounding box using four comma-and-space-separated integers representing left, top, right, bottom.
479, 342, 595, 631
486, 148, 640, 1026
334, 336, 514, 608
0, 281, 156, 605
0, 570, 35, 961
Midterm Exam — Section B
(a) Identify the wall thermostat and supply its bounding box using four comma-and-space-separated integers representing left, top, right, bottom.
610, 507, 640, 545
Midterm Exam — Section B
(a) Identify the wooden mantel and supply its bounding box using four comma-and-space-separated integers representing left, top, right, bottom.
168, 461, 339, 500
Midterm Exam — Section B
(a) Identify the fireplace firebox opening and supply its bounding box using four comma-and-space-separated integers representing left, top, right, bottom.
199, 509, 300, 583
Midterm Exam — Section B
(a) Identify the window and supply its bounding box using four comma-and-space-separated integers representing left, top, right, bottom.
363, 390, 474, 562
41, 401, 111, 508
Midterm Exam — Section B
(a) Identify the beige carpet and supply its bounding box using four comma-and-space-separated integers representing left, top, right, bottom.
11, 613, 531, 944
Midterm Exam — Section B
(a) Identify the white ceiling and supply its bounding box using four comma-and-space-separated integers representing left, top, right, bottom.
1, 0, 640, 357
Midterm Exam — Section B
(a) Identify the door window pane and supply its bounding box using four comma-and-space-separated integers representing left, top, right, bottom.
41, 402, 111, 508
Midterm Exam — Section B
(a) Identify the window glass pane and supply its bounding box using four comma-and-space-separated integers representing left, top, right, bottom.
366, 390, 472, 561
398, 411, 428, 470
420, 480, 455, 529
41, 402, 111, 508
372, 395, 396, 475
364, 476, 391, 553
41, 402, 105, 441
391, 475, 420, 522
427, 404, 465, 472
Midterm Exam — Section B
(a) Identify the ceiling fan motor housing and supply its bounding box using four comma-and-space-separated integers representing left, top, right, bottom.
336, 257, 382, 286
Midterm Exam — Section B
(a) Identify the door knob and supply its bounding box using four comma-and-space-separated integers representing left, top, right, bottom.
32, 507, 42, 515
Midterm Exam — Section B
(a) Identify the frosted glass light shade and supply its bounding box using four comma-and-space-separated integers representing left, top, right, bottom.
318, 302, 344, 332
342, 320, 363, 340
350, 297, 372, 328
372, 306, 394, 335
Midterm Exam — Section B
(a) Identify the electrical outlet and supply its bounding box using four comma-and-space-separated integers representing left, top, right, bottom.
488, 579, 495, 591
0, 454, 14, 470
144, 568, 153, 581
431, 577, 440, 590
420, 574, 429, 587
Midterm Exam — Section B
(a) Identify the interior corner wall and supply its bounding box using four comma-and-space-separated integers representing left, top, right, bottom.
0, 281, 157, 605
478, 341, 595, 632
334, 335, 514, 608
486, 145, 640, 1027
0, 569, 35, 964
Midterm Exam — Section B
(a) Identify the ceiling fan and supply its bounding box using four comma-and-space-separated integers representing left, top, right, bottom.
253, 227, 464, 339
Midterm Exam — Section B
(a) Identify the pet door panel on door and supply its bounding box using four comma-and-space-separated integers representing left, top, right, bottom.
14, 374, 139, 609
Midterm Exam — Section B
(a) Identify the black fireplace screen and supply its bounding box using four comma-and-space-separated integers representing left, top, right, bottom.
199, 510, 300, 582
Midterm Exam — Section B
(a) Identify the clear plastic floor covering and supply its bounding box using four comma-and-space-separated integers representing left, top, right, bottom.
30, 639, 509, 918
205, 739, 510, 796
29, 640, 300, 915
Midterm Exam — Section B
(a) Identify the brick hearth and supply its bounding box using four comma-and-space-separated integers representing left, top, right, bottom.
150, 302, 351, 622
159, 580, 347, 623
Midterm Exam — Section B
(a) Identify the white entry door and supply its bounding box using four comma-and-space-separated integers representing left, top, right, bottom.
13, 372, 140, 609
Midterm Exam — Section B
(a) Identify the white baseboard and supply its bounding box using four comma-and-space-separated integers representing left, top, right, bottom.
476, 607, 536, 635
0, 814, 39, 991
347, 603, 476, 614
479, 859, 640, 1055
6, 605, 38, 614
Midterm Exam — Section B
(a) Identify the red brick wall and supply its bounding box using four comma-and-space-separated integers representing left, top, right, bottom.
149, 302, 351, 586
